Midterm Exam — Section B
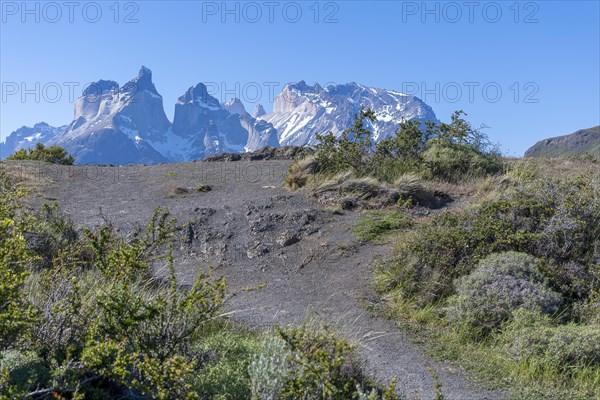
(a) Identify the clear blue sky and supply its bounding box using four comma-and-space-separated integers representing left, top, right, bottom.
1, 0, 599, 155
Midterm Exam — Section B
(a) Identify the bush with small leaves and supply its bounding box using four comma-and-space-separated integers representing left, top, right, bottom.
249, 335, 290, 400
378, 175, 599, 309
276, 325, 400, 400
447, 252, 563, 335
502, 310, 600, 372
4, 207, 228, 399
0, 172, 36, 352
0, 351, 50, 397
7, 143, 75, 165
315, 107, 377, 176
422, 141, 502, 183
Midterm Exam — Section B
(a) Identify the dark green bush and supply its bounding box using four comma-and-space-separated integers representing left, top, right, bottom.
273, 326, 399, 400
447, 252, 563, 334
378, 176, 599, 309
2, 207, 228, 399
7, 143, 75, 165
315, 107, 377, 176
308, 109, 502, 185
0, 173, 35, 352
0, 351, 50, 397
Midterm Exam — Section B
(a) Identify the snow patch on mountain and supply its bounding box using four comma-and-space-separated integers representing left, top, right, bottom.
259, 81, 437, 146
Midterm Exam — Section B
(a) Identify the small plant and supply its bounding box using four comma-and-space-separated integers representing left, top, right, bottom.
7, 143, 75, 165
196, 184, 212, 192
249, 335, 290, 400
315, 107, 377, 176
446, 252, 563, 335
284, 156, 319, 190
502, 309, 600, 372
353, 211, 413, 242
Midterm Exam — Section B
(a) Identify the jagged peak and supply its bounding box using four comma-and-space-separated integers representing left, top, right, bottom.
252, 104, 266, 118
222, 98, 247, 116
178, 83, 221, 109
138, 65, 152, 79
285, 80, 322, 94
224, 97, 242, 106
82, 80, 119, 97
121, 66, 158, 95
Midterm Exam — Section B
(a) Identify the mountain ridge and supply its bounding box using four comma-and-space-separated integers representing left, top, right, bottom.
2, 67, 438, 164
525, 126, 600, 158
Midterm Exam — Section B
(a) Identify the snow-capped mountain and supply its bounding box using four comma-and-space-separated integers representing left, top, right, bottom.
252, 104, 267, 118
47, 67, 171, 164
1, 67, 280, 164
168, 86, 279, 159
1, 69, 440, 164
0, 122, 67, 159
258, 81, 438, 146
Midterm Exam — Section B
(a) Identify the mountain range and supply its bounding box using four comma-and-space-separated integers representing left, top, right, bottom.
1, 66, 437, 164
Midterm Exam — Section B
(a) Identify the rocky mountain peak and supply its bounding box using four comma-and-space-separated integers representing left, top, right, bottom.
252, 104, 266, 118
2, 70, 441, 165
261, 80, 438, 146
82, 80, 119, 97
122, 65, 159, 95
178, 83, 221, 110
222, 98, 247, 116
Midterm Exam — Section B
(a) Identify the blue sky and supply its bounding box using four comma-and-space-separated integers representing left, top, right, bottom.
1, 0, 599, 155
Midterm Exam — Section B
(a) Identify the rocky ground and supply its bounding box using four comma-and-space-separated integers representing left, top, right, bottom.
4, 158, 505, 400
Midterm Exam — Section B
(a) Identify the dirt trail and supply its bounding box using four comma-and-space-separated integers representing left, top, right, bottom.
9, 160, 505, 400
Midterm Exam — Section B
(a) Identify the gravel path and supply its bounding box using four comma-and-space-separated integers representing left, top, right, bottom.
8, 159, 505, 400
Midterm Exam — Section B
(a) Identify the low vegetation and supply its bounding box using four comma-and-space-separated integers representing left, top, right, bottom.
352, 211, 413, 242
7, 143, 75, 165
286, 109, 600, 398
0, 170, 400, 399
285, 109, 500, 209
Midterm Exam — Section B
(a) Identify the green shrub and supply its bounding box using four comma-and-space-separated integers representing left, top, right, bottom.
249, 335, 290, 400
315, 107, 377, 175
0, 173, 35, 351
422, 142, 502, 183
378, 176, 599, 308
306, 109, 503, 188
503, 310, 600, 371
276, 326, 399, 400
7, 143, 75, 165
447, 252, 563, 335
4, 207, 228, 399
0, 351, 50, 395
192, 322, 264, 400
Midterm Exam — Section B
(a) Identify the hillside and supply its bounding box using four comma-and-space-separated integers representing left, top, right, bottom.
1, 157, 503, 400
525, 125, 600, 158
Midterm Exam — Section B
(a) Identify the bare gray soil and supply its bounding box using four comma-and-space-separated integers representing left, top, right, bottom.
5, 159, 505, 400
